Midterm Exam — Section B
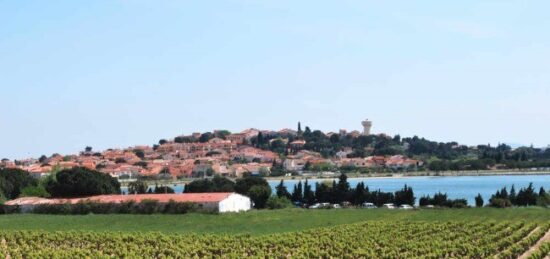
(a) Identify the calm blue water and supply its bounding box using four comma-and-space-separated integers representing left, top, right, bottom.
124, 175, 550, 205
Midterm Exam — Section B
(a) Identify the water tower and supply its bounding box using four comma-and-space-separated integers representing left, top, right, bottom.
361, 119, 372, 136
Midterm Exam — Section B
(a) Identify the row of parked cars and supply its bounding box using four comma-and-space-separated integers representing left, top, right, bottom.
362, 202, 414, 209
305, 202, 414, 210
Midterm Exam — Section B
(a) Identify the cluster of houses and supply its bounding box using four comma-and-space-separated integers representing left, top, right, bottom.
1, 128, 421, 180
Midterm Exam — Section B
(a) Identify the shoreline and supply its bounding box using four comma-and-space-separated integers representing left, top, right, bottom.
120, 170, 550, 186
264, 170, 550, 181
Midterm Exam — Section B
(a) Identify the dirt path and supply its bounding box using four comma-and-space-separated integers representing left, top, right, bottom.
519, 227, 550, 259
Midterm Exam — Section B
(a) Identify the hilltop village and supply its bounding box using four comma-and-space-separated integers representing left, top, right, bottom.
3, 120, 550, 181
0, 121, 426, 180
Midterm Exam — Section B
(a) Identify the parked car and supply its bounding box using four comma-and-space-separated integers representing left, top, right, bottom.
382, 203, 396, 209
332, 204, 341, 209
362, 202, 377, 209
309, 203, 322, 209
399, 204, 413, 210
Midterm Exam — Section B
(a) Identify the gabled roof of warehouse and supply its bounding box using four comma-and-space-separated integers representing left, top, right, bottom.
4, 193, 235, 206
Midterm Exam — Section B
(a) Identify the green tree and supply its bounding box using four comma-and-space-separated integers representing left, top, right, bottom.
475, 193, 484, 207
133, 149, 145, 159
46, 167, 120, 198
214, 130, 231, 139
210, 175, 236, 192
352, 182, 366, 205
275, 180, 291, 199
199, 132, 214, 143
315, 181, 333, 203
185, 175, 235, 193
516, 183, 537, 206
234, 176, 271, 209
393, 185, 415, 206
303, 179, 315, 205
247, 185, 272, 209
334, 173, 350, 203
509, 185, 517, 204
291, 181, 303, 203
38, 155, 48, 163
128, 180, 148, 194
0, 168, 38, 199
154, 185, 175, 194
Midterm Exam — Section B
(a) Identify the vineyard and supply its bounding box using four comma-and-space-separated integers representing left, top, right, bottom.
1, 221, 549, 258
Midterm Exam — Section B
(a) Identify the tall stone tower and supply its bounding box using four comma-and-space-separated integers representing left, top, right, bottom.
361, 119, 372, 136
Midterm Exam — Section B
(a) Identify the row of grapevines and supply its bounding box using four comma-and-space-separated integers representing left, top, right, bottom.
0, 221, 542, 258
498, 223, 550, 258
527, 240, 550, 259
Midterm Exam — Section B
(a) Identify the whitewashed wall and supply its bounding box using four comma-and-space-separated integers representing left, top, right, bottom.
218, 193, 251, 213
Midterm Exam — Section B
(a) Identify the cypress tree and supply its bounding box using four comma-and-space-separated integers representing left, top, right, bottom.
291, 181, 303, 203
353, 182, 366, 205
475, 193, 484, 207
303, 179, 315, 205
509, 185, 517, 205
335, 173, 350, 203
539, 186, 546, 197
275, 180, 291, 199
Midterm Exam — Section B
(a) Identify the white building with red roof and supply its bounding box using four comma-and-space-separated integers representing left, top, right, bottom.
6, 192, 251, 213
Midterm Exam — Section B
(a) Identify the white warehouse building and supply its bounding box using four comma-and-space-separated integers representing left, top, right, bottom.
5, 192, 252, 213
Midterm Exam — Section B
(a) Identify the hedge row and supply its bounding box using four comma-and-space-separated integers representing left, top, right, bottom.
0, 199, 209, 215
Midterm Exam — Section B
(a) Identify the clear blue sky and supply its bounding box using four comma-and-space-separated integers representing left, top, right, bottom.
1, 1, 550, 159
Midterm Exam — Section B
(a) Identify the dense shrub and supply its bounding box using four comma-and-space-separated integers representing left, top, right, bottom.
489, 198, 512, 208
419, 193, 469, 208
0, 203, 19, 214
266, 196, 293, 209
448, 199, 468, 208
20, 185, 50, 198
154, 186, 175, 194
162, 200, 197, 214
137, 199, 160, 214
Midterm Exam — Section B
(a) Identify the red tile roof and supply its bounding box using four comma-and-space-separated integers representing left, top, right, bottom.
5, 193, 235, 206
86, 193, 233, 203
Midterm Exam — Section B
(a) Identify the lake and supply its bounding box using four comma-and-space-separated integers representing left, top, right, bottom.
124, 175, 550, 205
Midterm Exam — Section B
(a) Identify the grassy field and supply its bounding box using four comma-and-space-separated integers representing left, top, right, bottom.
0, 207, 548, 235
